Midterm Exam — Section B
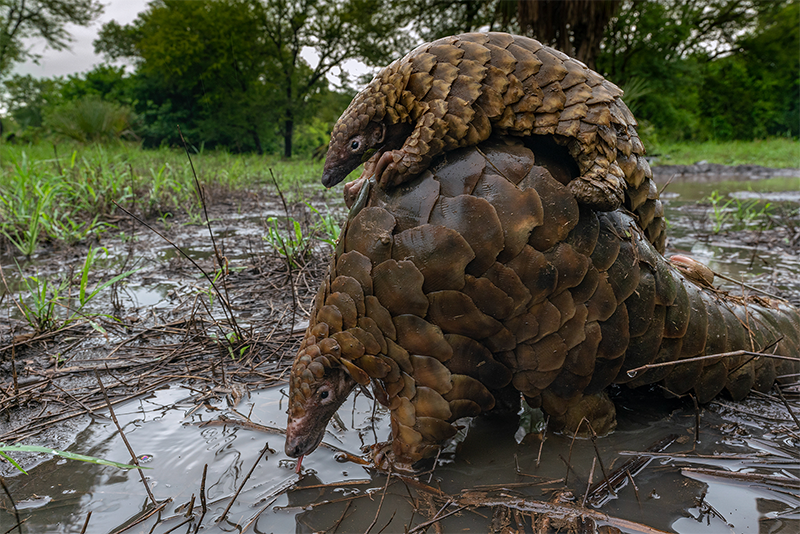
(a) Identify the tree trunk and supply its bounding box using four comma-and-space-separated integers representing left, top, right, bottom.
284, 114, 293, 159
250, 129, 263, 155
517, 0, 620, 70
284, 79, 293, 158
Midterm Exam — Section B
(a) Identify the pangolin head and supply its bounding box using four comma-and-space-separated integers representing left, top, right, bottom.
284, 331, 358, 459
321, 118, 386, 188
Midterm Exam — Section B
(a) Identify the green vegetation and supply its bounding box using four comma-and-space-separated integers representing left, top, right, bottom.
706, 190, 773, 234
0, 141, 326, 255
652, 139, 800, 168
13, 246, 138, 333
0, 443, 142, 475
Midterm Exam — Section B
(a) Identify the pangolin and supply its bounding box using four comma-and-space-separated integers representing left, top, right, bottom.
321, 32, 654, 213
286, 137, 800, 470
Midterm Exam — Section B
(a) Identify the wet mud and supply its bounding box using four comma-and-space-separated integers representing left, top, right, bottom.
0, 167, 798, 533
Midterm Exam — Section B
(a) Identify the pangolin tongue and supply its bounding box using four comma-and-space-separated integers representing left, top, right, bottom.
295, 455, 304, 474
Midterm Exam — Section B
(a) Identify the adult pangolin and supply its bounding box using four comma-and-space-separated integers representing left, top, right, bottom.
287, 33, 800, 471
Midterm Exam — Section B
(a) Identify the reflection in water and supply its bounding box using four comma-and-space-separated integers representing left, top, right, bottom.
3, 384, 798, 533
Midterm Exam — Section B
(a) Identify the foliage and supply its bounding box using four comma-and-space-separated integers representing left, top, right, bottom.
93, 0, 404, 157
706, 190, 773, 234
697, 1, 800, 139
598, 0, 797, 141
14, 246, 138, 332
0, 0, 103, 77
0, 443, 143, 475
46, 95, 137, 143
263, 203, 343, 266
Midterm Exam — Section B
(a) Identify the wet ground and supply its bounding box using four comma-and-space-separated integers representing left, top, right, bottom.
1, 165, 799, 533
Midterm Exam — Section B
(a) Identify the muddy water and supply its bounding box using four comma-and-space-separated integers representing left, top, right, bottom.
2, 172, 800, 533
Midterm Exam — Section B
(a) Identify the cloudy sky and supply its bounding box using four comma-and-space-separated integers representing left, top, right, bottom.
17, 0, 153, 78
15, 0, 371, 84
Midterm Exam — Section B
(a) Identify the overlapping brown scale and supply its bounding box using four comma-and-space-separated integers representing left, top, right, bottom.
527, 298, 562, 342
331, 276, 365, 316
462, 275, 516, 320
693, 361, 728, 404
502, 312, 537, 344
585, 273, 618, 323
365, 295, 396, 341
625, 337, 682, 388
448, 399, 482, 419
479, 138, 536, 184
624, 269, 656, 337
394, 314, 453, 362
325, 292, 358, 330
371, 170, 440, 233
409, 354, 453, 394
355, 354, 391, 378
358, 317, 388, 355
484, 326, 517, 352
679, 284, 708, 358
472, 170, 543, 262
596, 304, 630, 361
427, 290, 504, 339
606, 240, 640, 304
570, 264, 599, 304
331, 330, 365, 360
344, 207, 396, 264
429, 194, 504, 276
433, 145, 487, 196
413, 386, 452, 420
702, 294, 728, 362
549, 290, 577, 327
531, 333, 569, 374
505, 245, 557, 306
373, 259, 428, 317
316, 305, 343, 334
563, 321, 602, 377
616, 305, 665, 383
347, 326, 382, 356
558, 303, 589, 350
442, 374, 495, 411
544, 243, 590, 294
393, 224, 474, 292
445, 334, 513, 389
484, 262, 533, 318
415, 416, 457, 442
519, 166, 579, 251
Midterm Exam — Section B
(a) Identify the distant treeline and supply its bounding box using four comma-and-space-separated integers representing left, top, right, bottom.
3, 0, 797, 157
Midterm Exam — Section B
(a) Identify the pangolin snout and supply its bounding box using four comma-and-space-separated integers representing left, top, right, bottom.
284, 435, 304, 458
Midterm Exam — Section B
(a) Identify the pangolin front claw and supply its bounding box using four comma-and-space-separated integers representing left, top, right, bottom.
365, 442, 418, 474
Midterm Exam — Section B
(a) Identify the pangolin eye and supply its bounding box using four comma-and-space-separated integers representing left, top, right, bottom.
350, 140, 360, 151
320, 390, 329, 400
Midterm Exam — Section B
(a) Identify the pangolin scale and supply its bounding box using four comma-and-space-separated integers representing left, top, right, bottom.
321, 32, 658, 226
287, 136, 800, 468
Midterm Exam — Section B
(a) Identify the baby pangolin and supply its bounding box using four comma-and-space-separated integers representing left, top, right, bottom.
321, 32, 653, 212
287, 137, 800, 471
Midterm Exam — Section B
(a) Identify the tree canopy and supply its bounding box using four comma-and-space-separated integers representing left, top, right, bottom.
3, 0, 797, 151
94, 0, 406, 156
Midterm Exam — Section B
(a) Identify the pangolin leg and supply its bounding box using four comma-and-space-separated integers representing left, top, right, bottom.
544, 391, 618, 437
569, 177, 625, 212
373, 150, 400, 188
343, 175, 367, 208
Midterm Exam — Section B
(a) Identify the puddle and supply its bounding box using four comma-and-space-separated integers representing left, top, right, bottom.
2, 385, 798, 533
1, 173, 799, 533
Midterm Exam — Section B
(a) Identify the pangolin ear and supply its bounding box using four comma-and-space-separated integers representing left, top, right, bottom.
368, 122, 386, 145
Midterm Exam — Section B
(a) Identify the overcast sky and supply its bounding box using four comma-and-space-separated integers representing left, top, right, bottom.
16, 0, 150, 78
